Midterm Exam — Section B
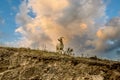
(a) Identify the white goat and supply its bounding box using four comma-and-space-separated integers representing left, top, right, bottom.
56, 37, 64, 54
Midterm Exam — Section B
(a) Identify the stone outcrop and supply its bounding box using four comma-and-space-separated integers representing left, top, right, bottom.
0, 47, 120, 80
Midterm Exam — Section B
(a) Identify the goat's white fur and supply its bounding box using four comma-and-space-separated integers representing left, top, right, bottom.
56, 37, 64, 54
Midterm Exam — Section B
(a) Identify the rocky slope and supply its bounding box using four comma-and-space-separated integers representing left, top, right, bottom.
0, 47, 120, 80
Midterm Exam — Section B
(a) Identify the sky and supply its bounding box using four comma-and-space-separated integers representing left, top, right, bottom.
0, 0, 120, 60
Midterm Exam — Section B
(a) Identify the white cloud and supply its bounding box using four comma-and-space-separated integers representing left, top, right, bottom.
15, 0, 111, 55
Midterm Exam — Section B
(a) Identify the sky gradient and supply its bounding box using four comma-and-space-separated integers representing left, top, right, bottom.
0, 0, 120, 60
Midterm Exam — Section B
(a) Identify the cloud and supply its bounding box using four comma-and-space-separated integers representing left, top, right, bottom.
16, 0, 32, 25
15, 0, 110, 54
95, 17, 120, 52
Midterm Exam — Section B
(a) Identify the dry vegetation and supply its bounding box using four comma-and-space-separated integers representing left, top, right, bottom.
0, 46, 120, 80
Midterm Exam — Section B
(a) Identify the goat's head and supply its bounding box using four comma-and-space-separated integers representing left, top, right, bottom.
58, 37, 64, 42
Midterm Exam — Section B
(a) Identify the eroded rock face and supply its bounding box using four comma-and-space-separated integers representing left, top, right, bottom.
0, 47, 120, 80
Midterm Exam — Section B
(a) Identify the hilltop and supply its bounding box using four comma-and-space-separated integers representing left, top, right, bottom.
0, 47, 120, 80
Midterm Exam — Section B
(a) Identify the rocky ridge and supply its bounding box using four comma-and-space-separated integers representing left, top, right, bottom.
0, 47, 120, 80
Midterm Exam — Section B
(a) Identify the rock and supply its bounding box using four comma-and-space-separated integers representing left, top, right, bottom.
0, 47, 120, 80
